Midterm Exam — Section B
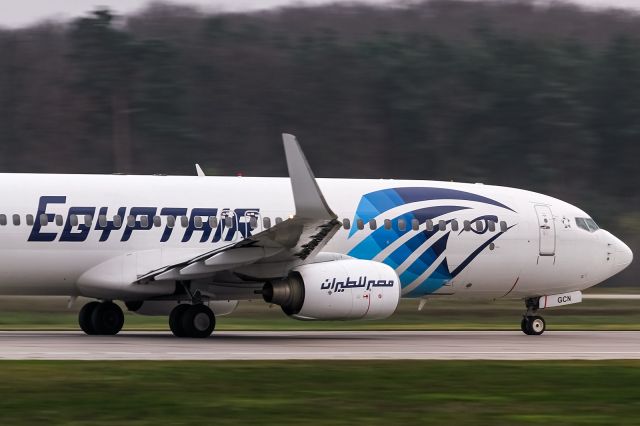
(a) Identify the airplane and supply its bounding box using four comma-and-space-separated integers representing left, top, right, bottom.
0, 134, 632, 337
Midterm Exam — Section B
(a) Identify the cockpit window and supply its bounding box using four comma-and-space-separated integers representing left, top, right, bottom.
585, 218, 599, 232
575, 217, 599, 233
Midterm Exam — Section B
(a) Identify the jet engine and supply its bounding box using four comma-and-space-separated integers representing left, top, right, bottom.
263, 259, 400, 320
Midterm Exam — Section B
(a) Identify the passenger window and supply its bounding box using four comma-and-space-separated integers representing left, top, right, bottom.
369, 219, 377, 230
475, 221, 484, 232
98, 215, 107, 227
70, 214, 78, 227
12, 214, 20, 226
384, 219, 391, 230
194, 216, 203, 229
84, 215, 93, 227
113, 215, 122, 228
464, 220, 471, 231
209, 216, 218, 228
167, 215, 175, 228
451, 220, 459, 232
357, 219, 364, 230
39, 214, 48, 226
411, 219, 419, 231
224, 216, 232, 228
500, 221, 507, 232
438, 220, 446, 231
153, 216, 162, 227
140, 215, 149, 228
0, 214, 6, 226
127, 215, 135, 227
263, 217, 271, 229
397, 219, 406, 231
249, 216, 258, 229
488, 220, 496, 232
425, 219, 434, 232
55, 215, 63, 226
275, 217, 283, 225
182, 216, 190, 228
343, 219, 351, 230
26, 214, 34, 226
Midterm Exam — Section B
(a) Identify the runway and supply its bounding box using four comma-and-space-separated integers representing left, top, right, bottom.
0, 331, 638, 360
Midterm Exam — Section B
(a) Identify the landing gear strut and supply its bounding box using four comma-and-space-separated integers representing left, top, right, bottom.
169, 304, 216, 338
79, 301, 124, 335
521, 298, 546, 336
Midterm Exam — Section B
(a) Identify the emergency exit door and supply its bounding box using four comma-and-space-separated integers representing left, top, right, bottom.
534, 205, 555, 256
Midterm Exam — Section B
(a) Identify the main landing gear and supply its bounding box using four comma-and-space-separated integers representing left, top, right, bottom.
521, 298, 546, 336
79, 301, 125, 335
169, 304, 216, 338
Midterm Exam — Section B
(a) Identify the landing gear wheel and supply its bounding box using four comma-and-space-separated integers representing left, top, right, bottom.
181, 304, 216, 338
79, 301, 100, 335
91, 302, 125, 335
521, 315, 546, 336
528, 315, 546, 335
169, 304, 190, 337
520, 317, 528, 334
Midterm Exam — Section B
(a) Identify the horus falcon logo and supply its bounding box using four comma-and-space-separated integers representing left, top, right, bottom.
347, 187, 516, 297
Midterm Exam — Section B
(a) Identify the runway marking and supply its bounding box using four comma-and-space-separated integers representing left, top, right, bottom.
0, 331, 638, 360
2, 351, 638, 356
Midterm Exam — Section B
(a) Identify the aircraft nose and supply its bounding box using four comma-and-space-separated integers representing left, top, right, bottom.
608, 233, 633, 275
616, 240, 633, 269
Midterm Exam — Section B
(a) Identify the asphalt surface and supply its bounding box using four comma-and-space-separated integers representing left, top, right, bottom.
0, 331, 637, 360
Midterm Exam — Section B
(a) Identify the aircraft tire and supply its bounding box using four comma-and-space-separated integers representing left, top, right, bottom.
169, 304, 191, 337
181, 304, 216, 338
528, 315, 546, 335
520, 317, 528, 334
79, 301, 100, 335
522, 315, 546, 336
91, 302, 125, 335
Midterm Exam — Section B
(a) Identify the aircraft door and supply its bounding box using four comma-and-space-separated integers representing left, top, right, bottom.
535, 205, 555, 256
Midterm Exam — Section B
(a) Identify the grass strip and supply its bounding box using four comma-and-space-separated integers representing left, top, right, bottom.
0, 361, 638, 425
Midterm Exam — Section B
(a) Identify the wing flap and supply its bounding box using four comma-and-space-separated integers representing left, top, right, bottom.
204, 247, 282, 266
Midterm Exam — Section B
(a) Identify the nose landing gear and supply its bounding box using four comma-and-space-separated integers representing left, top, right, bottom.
521, 315, 546, 335
521, 298, 546, 336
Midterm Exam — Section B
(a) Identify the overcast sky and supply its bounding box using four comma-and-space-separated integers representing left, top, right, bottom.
1, 0, 639, 28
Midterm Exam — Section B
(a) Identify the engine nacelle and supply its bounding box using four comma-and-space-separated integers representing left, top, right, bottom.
263, 259, 400, 320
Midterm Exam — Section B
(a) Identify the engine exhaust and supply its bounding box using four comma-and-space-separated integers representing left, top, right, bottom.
262, 273, 305, 315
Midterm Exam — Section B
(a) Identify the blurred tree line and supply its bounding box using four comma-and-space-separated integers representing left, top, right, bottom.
0, 0, 638, 284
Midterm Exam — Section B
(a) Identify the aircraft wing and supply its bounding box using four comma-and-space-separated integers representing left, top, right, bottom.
135, 134, 341, 284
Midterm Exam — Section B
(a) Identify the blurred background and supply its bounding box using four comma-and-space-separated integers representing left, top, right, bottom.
0, 0, 637, 286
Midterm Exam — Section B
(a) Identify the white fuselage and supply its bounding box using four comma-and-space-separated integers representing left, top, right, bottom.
0, 174, 632, 301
